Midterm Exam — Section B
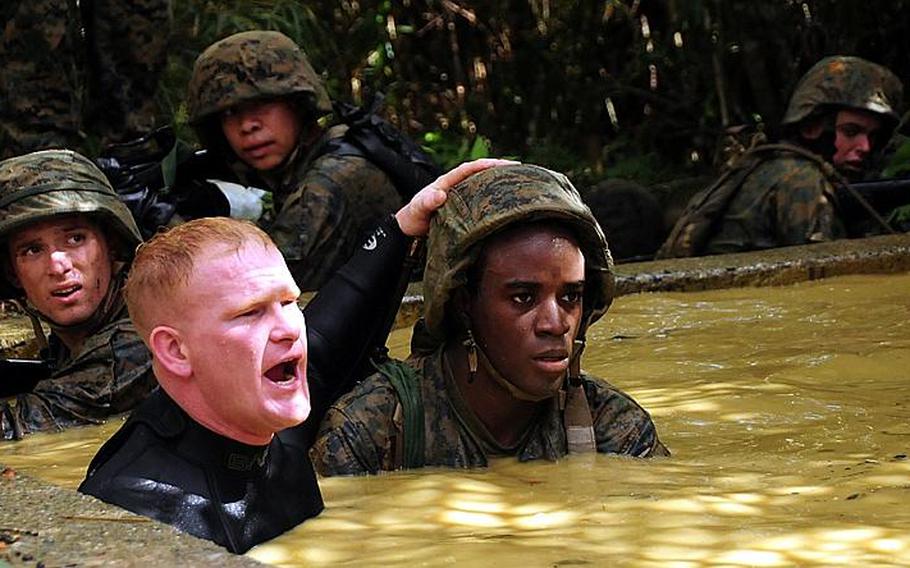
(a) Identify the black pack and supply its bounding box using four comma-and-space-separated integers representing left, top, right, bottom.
95, 126, 180, 238
323, 96, 442, 201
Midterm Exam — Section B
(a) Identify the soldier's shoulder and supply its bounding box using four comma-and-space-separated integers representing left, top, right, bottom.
751, 147, 828, 177
311, 150, 389, 185
580, 374, 654, 417
739, 150, 829, 193
326, 370, 402, 421
580, 374, 666, 456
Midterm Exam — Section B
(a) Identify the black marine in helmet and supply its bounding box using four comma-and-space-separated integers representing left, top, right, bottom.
313, 164, 668, 476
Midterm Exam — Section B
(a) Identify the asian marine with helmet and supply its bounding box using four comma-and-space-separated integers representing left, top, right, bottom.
182, 30, 403, 291
0, 150, 156, 440
311, 164, 668, 476
657, 56, 904, 258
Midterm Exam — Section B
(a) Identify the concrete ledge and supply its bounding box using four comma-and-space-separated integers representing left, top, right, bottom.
612, 233, 910, 295
0, 465, 265, 566
396, 233, 910, 327
3, 235, 910, 348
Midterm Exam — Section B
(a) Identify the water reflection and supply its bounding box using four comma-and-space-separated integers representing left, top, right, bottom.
4, 272, 910, 566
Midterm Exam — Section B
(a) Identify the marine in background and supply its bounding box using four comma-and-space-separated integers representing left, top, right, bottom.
0, 150, 156, 440
183, 30, 404, 290
658, 56, 903, 258
312, 164, 668, 476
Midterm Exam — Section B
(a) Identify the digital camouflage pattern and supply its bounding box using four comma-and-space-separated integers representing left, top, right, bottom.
657, 143, 846, 257
312, 350, 668, 475
782, 56, 903, 128
657, 56, 901, 259
241, 125, 400, 290
0, 150, 154, 440
311, 164, 666, 474
0, 0, 170, 158
1, 304, 155, 440
187, 30, 331, 149
186, 31, 399, 290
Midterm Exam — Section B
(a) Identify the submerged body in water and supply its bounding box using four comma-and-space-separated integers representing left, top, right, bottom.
5, 272, 910, 566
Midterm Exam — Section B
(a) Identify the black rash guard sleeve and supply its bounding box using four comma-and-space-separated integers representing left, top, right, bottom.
302, 214, 412, 426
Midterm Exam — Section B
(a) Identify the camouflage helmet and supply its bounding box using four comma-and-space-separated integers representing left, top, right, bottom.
422, 164, 615, 344
186, 30, 332, 127
782, 56, 903, 128
0, 150, 142, 300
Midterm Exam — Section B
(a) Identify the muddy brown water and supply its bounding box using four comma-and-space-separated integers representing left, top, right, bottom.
3, 272, 909, 566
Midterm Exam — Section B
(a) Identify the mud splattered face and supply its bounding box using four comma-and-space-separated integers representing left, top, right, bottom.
8, 215, 112, 327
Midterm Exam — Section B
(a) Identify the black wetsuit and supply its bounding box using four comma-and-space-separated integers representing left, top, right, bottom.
79, 216, 410, 553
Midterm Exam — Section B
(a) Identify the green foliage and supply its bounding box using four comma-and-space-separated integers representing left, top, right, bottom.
159, 0, 910, 190
421, 132, 490, 171
883, 138, 910, 178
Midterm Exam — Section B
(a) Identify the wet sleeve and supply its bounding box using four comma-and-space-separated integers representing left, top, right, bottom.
586, 377, 669, 458
303, 214, 412, 421
310, 376, 401, 476
270, 173, 360, 291
1, 326, 156, 441
773, 165, 842, 246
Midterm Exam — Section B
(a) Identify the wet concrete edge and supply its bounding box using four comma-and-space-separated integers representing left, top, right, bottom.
0, 468, 265, 566
2, 233, 910, 565
396, 233, 910, 327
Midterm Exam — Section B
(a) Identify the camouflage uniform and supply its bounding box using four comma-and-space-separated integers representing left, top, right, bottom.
186, 31, 400, 290
0, 0, 170, 158
0, 150, 156, 440
312, 164, 667, 476
658, 56, 903, 258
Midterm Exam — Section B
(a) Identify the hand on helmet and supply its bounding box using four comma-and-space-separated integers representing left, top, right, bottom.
395, 158, 519, 237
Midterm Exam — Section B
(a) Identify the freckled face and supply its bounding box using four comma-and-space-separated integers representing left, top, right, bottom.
467, 225, 585, 399
7, 215, 112, 327
176, 241, 310, 443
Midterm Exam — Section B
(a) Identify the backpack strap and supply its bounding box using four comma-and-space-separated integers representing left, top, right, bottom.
714, 144, 894, 236
375, 359, 426, 469
323, 97, 442, 201
657, 142, 853, 258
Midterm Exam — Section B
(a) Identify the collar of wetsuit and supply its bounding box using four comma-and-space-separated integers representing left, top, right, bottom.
133, 389, 270, 475
176, 418, 271, 476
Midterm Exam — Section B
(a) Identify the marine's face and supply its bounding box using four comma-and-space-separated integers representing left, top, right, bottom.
468, 225, 585, 399
7, 215, 112, 327
220, 98, 302, 171
177, 240, 310, 444
832, 109, 882, 176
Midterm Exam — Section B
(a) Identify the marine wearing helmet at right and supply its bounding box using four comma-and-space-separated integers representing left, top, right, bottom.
311, 164, 668, 476
658, 56, 904, 258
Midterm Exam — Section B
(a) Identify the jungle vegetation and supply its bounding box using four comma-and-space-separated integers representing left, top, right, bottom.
160, 0, 910, 185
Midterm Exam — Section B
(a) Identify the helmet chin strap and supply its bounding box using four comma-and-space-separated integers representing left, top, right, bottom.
459, 309, 565, 402
563, 338, 596, 453
475, 340, 562, 402
460, 313, 597, 453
